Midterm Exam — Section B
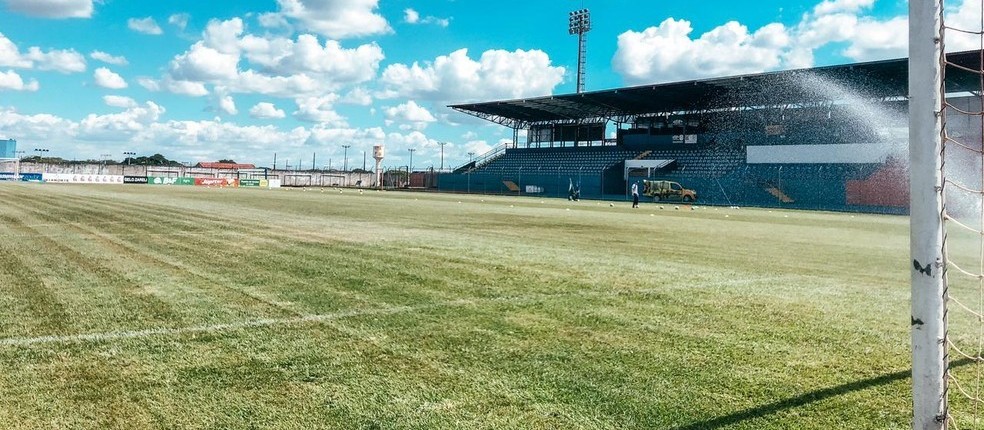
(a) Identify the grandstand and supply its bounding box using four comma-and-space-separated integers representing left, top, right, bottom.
442, 50, 983, 213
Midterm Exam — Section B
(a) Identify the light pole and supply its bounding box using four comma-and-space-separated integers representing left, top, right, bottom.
438, 142, 447, 171
342, 145, 351, 172
34, 148, 49, 173
123, 151, 135, 176
468, 152, 475, 163
408, 148, 415, 188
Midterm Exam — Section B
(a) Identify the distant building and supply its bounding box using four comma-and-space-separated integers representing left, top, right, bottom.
195, 162, 256, 170
0, 139, 15, 159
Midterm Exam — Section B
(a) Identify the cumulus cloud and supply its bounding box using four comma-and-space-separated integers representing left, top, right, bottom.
613, 19, 790, 84
0, 107, 78, 141
103, 95, 137, 108
0, 70, 39, 91
213, 90, 237, 115
3, 0, 93, 18
384, 100, 436, 130
294, 95, 346, 125
340, 87, 373, 105
78, 101, 165, 141
90, 51, 128, 66
163, 78, 208, 96
128, 17, 163, 35
0, 33, 86, 73
249, 102, 286, 119
381, 48, 565, 102
609, 0, 981, 84
274, 0, 391, 39
156, 18, 385, 99
93, 67, 127, 89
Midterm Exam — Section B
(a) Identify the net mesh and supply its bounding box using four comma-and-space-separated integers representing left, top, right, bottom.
941, 0, 984, 427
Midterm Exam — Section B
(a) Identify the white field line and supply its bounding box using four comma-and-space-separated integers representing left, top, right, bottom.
0, 276, 787, 348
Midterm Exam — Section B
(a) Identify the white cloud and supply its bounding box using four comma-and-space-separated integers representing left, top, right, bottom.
813, 0, 875, 15
213, 90, 237, 115
609, 0, 930, 84
238, 33, 383, 87
463, 140, 492, 157
164, 78, 208, 96
93, 67, 127, 89
403, 8, 449, 27
169, 42, 240, 81
294, 95, 346, 125
136, 77, 160, 91
340, 87, 372, 105
128, 17, 163, 35
168, 13, 190, 30
0, 33, 86, 73
249, 102, 286, 119
274, 0, 391, 39
0, 107, 77, 141
946, 0, 984, 51
3, 0, 93, 18
404, 8, 419, 24
90, 51, 128, 66
384, 100, 436, 130
381, 48, 565, 102
158, 18, 384, 99
103, 95, 137, 108
0, 70, 38, 91
613, 19, 790, 84
78, 101, 165, 141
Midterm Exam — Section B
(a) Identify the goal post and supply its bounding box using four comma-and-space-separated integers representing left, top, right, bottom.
910, 1, 948, 429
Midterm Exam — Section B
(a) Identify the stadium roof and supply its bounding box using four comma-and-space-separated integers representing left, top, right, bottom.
450, 50, 983, 128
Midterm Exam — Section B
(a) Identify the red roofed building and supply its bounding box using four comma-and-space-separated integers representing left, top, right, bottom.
195, 162, 256, 170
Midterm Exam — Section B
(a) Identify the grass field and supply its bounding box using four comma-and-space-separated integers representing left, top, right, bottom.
0, 182, 926, 428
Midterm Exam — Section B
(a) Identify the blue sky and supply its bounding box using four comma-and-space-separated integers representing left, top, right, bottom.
0, 0, 974, 168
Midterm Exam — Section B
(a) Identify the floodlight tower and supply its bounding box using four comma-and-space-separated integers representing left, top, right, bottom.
569, 8, 591, 94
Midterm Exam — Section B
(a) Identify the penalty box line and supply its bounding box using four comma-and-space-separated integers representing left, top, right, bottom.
0, 276, 784, 348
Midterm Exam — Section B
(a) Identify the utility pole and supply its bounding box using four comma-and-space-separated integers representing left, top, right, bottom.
342, 145, 351, 171
438, 142, 447, 171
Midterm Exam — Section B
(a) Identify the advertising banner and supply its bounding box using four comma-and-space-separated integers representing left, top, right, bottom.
123, 176, 149, 184
239, 179, 261, 187
43, 173, 122, 184
147, 176, 195, 185
21, 173, 42, 182
268, 179, 281, 188
259, 179, 269, 188
0, 172, 19, 181
194, 177, 238, 187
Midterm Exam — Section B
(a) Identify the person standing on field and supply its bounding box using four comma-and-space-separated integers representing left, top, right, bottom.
631, 182, 639, 208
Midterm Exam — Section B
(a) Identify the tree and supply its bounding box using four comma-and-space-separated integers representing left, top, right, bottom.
218, 159, 236, 164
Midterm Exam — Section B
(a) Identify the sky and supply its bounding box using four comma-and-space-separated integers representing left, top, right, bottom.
0, 0, 979, 169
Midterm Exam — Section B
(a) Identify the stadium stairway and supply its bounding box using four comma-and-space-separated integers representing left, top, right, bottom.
761, 183, 795, 203
502, 180, 520, 192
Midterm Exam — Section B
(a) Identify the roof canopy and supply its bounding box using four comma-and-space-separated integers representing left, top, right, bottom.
450, 50, 983, 128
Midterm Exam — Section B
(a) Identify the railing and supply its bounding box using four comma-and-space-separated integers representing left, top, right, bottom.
453, 142, 513, 172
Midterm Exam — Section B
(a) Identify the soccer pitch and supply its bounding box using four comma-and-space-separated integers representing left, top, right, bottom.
0, 183, 915, 429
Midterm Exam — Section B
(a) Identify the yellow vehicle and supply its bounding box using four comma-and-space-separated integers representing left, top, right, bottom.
642, 180, 697, 202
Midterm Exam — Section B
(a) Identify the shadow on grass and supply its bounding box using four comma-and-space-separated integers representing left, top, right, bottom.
671, 358, 973, 430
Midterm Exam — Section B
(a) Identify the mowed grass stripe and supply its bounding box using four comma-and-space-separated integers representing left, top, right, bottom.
1, 189, 312, 329
0, 183, 921, 428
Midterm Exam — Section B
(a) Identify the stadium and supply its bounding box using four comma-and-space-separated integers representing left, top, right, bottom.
438, 50, 983, 214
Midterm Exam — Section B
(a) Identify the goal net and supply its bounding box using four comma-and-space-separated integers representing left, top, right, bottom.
912, 0, 984, 428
